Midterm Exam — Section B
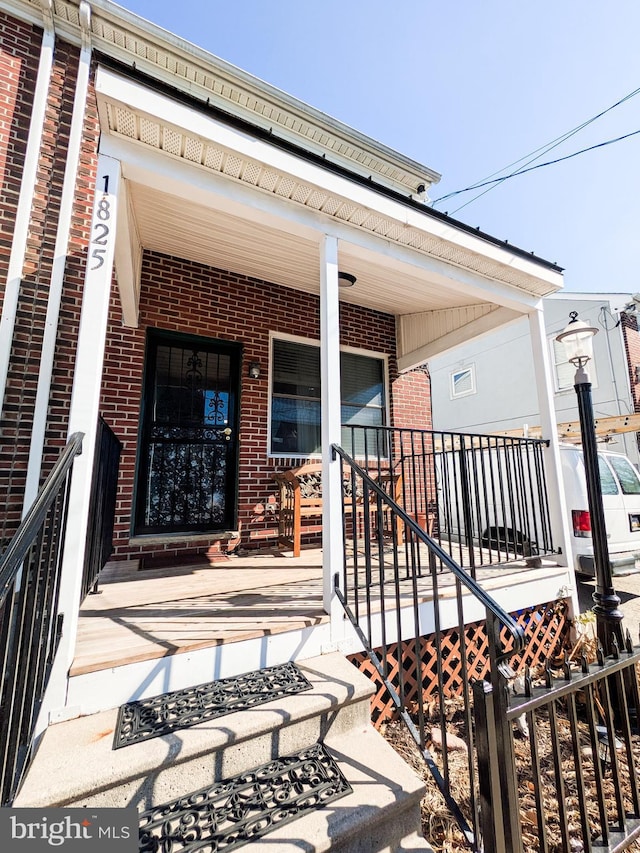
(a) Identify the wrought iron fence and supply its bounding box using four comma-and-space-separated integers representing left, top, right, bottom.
332, 443, 526, 847
476, 633, 640, 853
0, 432, 83, 805
342, 425, 555, 574
81, 417, 121, 599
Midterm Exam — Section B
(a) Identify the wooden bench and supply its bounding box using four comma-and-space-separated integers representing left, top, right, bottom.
273, 462, 402, 557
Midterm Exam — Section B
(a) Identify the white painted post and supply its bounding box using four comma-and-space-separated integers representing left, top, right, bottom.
528, 308, 579, 609
42, 155, 122, 721
320, 235, 346, 640
0, 21, 55, 415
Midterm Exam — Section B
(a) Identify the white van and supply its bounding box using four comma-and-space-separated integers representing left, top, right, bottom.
561, 445, 640, 576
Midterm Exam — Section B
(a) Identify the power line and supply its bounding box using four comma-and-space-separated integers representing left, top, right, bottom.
431, 84, 640, 211
436, 127, 640, 215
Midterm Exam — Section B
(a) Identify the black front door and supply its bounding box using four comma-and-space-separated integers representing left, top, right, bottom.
134, 331, 241, 535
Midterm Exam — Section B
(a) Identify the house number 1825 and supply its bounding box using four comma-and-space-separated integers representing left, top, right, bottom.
90, 175, 112, 270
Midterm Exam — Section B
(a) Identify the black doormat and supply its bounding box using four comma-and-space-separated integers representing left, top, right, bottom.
113, 661, 312, 749
138, 742, 351, 852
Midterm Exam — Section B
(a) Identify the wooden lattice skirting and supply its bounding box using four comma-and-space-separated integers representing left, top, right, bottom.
348, 598, 572, 727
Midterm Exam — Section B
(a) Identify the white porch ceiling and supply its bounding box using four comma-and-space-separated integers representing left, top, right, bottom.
127, 182, 476, 316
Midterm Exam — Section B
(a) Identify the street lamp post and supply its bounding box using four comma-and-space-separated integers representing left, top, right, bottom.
556, 312, 624, 655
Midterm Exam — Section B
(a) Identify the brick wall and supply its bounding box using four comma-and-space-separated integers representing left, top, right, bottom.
0, 14, 41, 539
620, 312, 640, 453
0, 12, 100, 541
99, 251, 432, 563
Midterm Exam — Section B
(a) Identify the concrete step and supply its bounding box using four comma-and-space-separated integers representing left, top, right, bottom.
231, 728, 431, 853
17, 653, 371, 809
17, 651, 431, 851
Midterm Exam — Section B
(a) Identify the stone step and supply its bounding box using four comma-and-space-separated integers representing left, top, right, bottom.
16, 653, 371, 809
17, 652, 432, 852
239, 728, 432, 853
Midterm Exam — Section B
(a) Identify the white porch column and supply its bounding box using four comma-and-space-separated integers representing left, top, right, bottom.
528, 307, 578, 606
42, 155, 122, 721
320, 235, 346, 637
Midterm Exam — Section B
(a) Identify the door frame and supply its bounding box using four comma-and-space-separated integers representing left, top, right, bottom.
132, 328, 242, 536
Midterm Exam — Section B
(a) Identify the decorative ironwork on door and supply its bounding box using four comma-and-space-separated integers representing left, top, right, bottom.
135, 333, 240, 535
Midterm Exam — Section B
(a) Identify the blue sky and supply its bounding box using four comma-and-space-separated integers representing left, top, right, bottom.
118, 0, 640, 295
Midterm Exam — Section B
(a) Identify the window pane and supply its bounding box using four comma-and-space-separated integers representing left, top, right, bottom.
271, 397, 321, 454
451, 368, 473, 397
607, 455, 640, 494
273, 339, 320, 397
597, 455, 619, 495
340, 352, 383, 406
270, 338, 386, 456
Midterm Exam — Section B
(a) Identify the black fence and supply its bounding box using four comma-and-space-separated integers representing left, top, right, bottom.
81, 417, 121, 599
476, 635, 640, 852
343, 425, 555, 573
0, 433, 83, 805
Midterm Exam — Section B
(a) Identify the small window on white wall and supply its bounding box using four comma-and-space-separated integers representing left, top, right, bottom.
550, 337, 598, 391
450, 365, 475, 399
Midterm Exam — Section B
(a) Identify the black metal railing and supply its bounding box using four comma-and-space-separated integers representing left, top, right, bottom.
343, 425, 555, 575
333, 441, 640, 851
0, 432, 83, 805
476, 636, 640, 852
332, 444, 526, 847
81, 417, 121, 599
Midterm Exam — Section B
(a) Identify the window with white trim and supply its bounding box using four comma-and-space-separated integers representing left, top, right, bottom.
550, 336, 598, 391
450, 365, 476, 399
270, 337, 386, 456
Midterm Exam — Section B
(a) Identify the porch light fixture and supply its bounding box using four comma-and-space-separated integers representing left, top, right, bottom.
248, 362, 261, 379
556, 312, 624, 656
338, 271, 357, 288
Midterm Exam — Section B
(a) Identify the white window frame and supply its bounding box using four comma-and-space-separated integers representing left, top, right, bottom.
450, 364, 476, 400
267, 331, 390, 459
549, 335, 598, 392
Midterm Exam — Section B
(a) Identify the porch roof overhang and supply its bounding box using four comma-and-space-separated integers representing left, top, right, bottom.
94, 65, 564, 370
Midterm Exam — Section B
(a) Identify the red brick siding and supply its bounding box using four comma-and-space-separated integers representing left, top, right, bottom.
100, 252, 431, 562
0, 14, 46, 541
0, 14, 100, 541
0, 15, 39, 298
620, 312, 640, 453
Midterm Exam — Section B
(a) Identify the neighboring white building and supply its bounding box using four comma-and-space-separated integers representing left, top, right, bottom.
429, 292, 640, 466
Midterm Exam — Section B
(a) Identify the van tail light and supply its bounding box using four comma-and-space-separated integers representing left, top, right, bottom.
572, 509, 592, 538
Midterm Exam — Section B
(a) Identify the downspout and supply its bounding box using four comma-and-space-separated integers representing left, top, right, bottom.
22, 2, 93, 513
0, 0, 55, 417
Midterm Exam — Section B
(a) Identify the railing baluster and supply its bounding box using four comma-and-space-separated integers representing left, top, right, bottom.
332, 440, 527, 850
0, 432, 83, 805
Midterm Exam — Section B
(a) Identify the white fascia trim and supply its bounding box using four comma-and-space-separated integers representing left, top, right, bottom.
22, 9, 92, 513
0, 13, 54, 415
95, 67, 561, 293
85, 1, 441, 192
100, 134, 545, 317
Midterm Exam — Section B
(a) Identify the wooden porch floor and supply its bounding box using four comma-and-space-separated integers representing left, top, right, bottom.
71, 543, 565, 677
